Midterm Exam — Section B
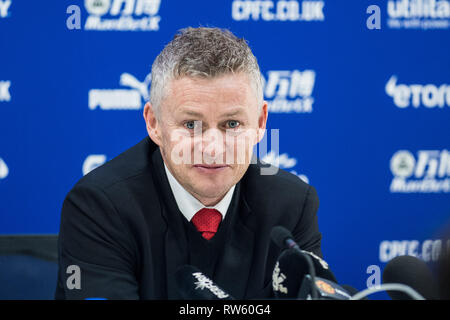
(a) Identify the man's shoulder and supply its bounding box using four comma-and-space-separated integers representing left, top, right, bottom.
74, 137, 156, 191
246, 160, 311, 192
243, 160, 315, 209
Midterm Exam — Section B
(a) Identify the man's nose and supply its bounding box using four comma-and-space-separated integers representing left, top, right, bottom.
197, 128, 225, 162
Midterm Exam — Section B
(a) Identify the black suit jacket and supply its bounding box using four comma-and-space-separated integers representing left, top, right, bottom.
55, 137, 322, 299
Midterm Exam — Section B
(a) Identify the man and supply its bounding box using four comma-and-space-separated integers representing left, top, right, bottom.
55, 27, 322, 299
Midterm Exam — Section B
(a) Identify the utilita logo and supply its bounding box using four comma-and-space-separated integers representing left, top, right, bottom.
84, 0, 161, 31
232, 0, 325, 22
389, 149, 450, 193
88, 72, 150, 110
263, 70, 316, 113
387, 0, 450, 29
386, 75, 450, 109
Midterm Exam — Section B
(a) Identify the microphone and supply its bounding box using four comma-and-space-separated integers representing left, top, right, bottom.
271, 226, 301, 251
382, 255, 439, 300
300, 249, 337, 283
272, 246, 349, 300
271, 226, 334, 279
272, 247, 339, 298
298, 275, 352, 300
272, 247, 307, 299
271, 226, 337, 299
175, 265, 234, 300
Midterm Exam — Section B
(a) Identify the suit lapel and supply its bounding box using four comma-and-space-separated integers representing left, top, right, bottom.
214, 190, 255, 299
164, 219, 188, 299
151, 148, 189, 299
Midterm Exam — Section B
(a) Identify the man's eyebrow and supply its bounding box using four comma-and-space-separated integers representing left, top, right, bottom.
220, 110, 244, 118
177, 109, 205, 118
219, 108, 247, 118
177, 107, 247, 118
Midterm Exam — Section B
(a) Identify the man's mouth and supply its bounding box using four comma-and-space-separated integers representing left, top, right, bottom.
193, 164, 229, 173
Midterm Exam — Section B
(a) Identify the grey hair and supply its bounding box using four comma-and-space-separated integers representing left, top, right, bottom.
149, 27, 264, 117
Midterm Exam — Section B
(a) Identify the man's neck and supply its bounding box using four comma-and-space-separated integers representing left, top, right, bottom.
190, 190, 227, 207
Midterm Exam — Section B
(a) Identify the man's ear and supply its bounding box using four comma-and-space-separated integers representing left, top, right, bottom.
143, 102, 162, 146
256, 101, 268, 143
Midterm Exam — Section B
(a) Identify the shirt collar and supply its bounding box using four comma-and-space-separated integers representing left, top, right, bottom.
163, 162, 236, 221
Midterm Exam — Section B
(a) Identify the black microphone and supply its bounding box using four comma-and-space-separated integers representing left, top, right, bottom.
298, 275, 352, 300
299, 249, 337, 283
271, 226, 301, 251
272, 247, 307, 299
382, 255, 439, 300
272, 247, 346, 299
271, 226, 334, 279
271, 226, 319, 299
175, 265, 234, 300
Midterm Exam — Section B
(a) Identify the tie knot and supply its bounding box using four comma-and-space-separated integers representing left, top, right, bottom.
191, 208, 222, 240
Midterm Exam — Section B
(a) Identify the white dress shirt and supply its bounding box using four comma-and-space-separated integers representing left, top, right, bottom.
163, 163, 236, 222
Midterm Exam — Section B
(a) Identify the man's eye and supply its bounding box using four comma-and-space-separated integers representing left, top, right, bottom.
184, 121, 198, 130
227, 120, 240, 129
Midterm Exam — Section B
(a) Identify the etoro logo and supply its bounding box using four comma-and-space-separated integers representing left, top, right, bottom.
386, 75, 450, 109
84, 0, 161, 31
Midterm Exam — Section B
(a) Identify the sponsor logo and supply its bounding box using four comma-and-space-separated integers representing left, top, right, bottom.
262, 150, 309, 183
82, 154, 107, 175
232, 0, 325, 22
88, 72, 150, 110
0, 81, 11, 102
84, 0, 161, 31
315, 279, 335, 294
0, 0, 11, 18
390, 150, 450, 193
386, 75, 450, 109
379, 239, 450, 262
272, 261, 288, 294
387, 0, 450, 30
192, 272, 230, 299
0, 157, 8, 179
263, 70, 315, 113
301, 250, 329, 269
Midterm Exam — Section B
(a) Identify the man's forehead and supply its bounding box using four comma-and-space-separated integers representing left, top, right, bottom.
162, 74, 256, 115
168, 75, 251, 96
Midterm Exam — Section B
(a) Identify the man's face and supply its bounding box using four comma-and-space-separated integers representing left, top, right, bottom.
144, 73, 268, 206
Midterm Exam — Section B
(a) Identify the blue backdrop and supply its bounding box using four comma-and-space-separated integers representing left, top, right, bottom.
1, 0, 449, 298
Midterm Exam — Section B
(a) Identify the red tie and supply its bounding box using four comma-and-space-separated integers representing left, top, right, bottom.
191, 208, 222, 240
